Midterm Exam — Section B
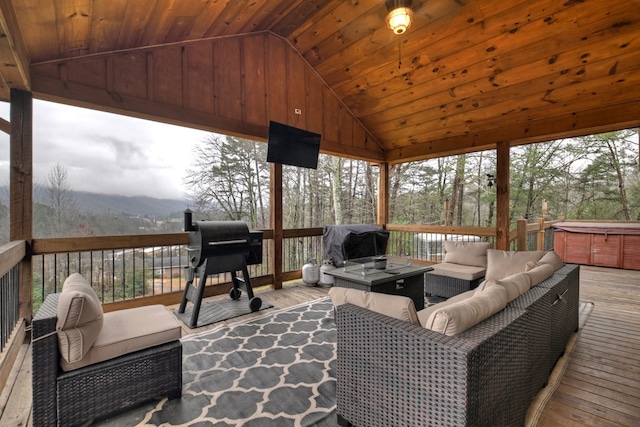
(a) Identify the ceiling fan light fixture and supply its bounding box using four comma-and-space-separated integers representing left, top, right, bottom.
386, 6, 414, 35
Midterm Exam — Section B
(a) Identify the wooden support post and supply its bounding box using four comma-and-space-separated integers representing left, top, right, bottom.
269, 162, 283, 289
536, 218, 545, 250
495, 141, 510, 250
377, 162, 389, 226
537, 199, 547, 250
517, 218, 527, 251
9, 89, 33, 321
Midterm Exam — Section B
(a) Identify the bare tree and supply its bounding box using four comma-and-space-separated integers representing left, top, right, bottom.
45, 163, 78, 237
328, 156, 344, 224
184, 135, 268, 228
447, 155, 466, 226
576, 131, 637, 220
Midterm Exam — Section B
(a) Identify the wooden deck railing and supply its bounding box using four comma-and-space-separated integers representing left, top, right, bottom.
0, 240, 27, 397
29, 229, 325, 313
26, 221, 557, 312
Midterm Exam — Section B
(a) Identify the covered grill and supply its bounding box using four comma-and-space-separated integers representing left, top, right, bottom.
178, 212, 263, 328
323, 224, 389, 267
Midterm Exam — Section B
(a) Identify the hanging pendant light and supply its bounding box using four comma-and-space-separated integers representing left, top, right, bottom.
386, 0, 414, 35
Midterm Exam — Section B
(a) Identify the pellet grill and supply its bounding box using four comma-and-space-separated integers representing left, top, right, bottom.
179, 211, 263, 328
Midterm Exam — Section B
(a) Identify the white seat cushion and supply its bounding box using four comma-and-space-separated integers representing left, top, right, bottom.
61, 304, 182, 372
428, 262, 486, 281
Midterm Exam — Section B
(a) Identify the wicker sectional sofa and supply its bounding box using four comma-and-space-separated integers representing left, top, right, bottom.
332, 257, 579, 427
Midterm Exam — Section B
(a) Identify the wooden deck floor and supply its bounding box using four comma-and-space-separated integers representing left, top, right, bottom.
537, 266, 640, 426
1, 266, 639, 426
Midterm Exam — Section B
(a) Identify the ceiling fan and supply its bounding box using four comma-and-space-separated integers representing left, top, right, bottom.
383, 0, 466, 35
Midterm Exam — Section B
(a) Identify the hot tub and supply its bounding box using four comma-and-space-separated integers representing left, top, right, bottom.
553, 221, 640, 269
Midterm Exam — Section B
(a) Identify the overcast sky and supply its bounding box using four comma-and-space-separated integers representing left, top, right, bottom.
0, 99, 212, 199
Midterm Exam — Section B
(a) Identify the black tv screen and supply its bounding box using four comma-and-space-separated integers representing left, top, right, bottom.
266, 121, 321, 169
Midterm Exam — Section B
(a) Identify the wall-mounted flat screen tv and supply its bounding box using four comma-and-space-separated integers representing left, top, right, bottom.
266, 120, 321, 169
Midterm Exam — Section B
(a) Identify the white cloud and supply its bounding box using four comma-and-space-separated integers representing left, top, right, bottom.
0, 99, 212, 199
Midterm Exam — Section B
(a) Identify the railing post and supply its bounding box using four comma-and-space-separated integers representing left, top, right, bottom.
270, 163, 283, 289
517, 218, 527, 251
9, 89, 33, 321
536, 217, 545, 250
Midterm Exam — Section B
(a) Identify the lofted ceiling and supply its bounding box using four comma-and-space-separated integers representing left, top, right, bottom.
1, 0, 639, 163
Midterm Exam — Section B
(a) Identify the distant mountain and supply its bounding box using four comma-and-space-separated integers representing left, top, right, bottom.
70, 191, 191, 218
0, 186, 191, 219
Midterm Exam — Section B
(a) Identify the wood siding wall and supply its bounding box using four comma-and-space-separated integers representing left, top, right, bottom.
30, 32, 384, 162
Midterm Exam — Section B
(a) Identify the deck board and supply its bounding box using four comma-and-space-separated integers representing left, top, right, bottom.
2, 266, 640, 426
536, 265, 640, 426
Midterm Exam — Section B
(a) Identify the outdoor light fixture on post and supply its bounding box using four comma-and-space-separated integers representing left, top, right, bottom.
386, 0, 414, 35
486, 174, 495, 188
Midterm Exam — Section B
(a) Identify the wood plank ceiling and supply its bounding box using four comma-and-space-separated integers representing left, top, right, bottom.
3, 0, 640, 164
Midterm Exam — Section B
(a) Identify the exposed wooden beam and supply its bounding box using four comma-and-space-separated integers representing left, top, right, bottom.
0, 116, 9, 134
0, 0, 31, 95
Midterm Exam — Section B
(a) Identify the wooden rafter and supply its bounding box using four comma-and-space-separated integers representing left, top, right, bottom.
0, 0, 30, 100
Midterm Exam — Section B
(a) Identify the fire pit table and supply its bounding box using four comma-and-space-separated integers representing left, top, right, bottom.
325, 256, 432, 310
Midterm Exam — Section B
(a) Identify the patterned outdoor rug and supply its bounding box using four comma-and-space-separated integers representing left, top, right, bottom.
98, 297, 337, 427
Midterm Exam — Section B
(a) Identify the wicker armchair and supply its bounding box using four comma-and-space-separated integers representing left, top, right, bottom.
425, 241, 490, 298
32, 293, 183, 427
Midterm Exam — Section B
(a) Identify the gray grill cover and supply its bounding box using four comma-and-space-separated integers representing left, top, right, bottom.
323, 224, 389, 267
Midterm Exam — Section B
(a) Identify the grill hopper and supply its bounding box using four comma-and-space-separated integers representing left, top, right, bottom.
179, 220, 263, 327
187, 221, 262, 270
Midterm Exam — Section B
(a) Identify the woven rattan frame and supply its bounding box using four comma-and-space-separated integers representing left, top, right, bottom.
336, 264, 580, 427
32, 294, 182, 427
424, 271, 484, 298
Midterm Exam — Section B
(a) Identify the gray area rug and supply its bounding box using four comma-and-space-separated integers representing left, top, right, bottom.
175, 297, 274, 328
99, 297, 337, 426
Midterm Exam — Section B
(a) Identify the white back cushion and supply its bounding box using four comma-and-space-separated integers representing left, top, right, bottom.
424, 284, 508, 336
525, 262, 556, 287
485, 249, 545, 281
57, 273, 104, 363
444, 241, 491, 267
527, 250, 565, 272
